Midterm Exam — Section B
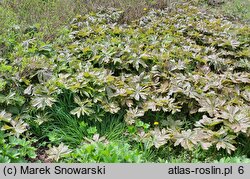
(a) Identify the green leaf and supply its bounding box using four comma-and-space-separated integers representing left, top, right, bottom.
86, 127, 97, 135
0, 155, 11, 163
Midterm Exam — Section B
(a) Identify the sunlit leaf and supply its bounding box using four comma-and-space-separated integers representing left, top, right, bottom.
31, 95, 56, 110
0, 110, 12, 122
198, 95, 226, 117
1, 117, 29, 138
150, 127, 170, 148
46, 143, 72, 162
174, 129, 198, 150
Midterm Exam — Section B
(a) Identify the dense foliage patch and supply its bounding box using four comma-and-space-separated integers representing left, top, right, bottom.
0, 2, 250, 162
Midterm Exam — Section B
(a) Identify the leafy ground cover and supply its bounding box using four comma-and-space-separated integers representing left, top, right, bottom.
0, 0, 250, 163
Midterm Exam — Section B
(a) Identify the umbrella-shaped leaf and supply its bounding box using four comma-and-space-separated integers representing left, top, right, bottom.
150, 127, 170, 148
0, 110, 12, 122
46, 143, 72, 162
174, 129, 198, 150
31, 95, 56, 110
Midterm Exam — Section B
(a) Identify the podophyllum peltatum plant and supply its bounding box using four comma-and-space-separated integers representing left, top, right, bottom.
0, 2, 250, 159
